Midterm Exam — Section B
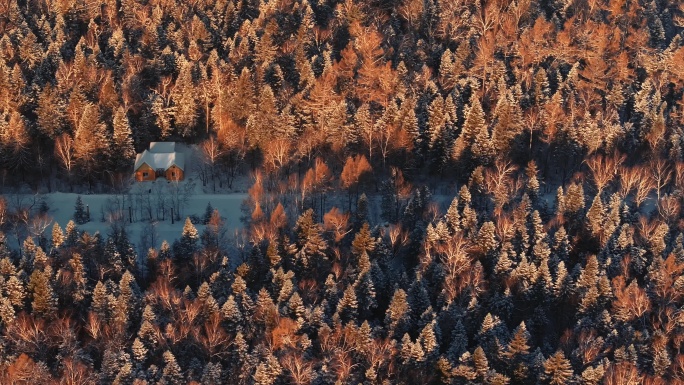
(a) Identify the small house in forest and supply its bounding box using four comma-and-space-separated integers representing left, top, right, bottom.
134, 142, 185, 182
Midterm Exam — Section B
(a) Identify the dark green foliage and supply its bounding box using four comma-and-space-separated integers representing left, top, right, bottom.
73, 196, 89, 225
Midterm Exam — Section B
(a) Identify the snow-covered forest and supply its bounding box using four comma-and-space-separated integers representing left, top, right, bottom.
0, 0, 684, 383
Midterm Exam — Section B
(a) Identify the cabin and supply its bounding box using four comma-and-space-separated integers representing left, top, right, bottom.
134, 142, 185, 182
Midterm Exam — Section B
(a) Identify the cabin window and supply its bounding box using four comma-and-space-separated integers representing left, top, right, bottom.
143, 172, 149, 177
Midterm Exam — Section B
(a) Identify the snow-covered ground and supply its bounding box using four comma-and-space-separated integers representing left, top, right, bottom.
8, 190, 248, 252
2, 144, 248, 252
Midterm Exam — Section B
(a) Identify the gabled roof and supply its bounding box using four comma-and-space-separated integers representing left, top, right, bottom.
149, 142, 176, 153
135, 150, 185, 171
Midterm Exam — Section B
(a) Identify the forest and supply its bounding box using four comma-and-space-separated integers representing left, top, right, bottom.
0, 0, 684, 383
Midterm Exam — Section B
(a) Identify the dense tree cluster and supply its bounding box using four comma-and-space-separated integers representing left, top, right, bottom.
0, 0, 683, 383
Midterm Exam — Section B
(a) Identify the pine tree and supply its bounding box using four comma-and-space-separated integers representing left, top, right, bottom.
203, 202, 214, 225
445, 197, 461, 233
586, 195, 606, 241
505, 322, 531, 358
91, 280, 109, 321
111, 106, 136, 172
201, 362, 223, 385
171, 58, 198, 138
292, 209, 327, 272
161, 350, 184, 385
351, 222, 375, 261
427, 94, 446, 149
74, 103, 109, 178
287, 291, 305, 319
542, 350, 573, 385
4, 274, 26, 309
73, 196, 89, 225
65, 220, 79, 247
221, 295, 243, 333
526, 161, 541, 200
173, 218, 199, 262
253, 352, 282, 385
115, 270, 141, 332
472, 346, 490, 380
385, 288, 411, 339
336, 284, 358, 323
454, 94, 486, 160
28, 269, 57, 318
131, 337, 148, 363
419, 318, 440, 360
476, 221, 498, 254
565, 182, 585, 215
51, 222, 65, 250
356, 272, 377, 319
0, 295, 15, 325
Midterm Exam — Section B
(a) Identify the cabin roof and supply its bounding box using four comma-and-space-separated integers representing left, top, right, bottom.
149, 142, 176, 153
134, 150, 185, 171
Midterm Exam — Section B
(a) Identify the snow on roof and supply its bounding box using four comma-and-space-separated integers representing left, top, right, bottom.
135, 150, 185, 171
149, 142, 176, 153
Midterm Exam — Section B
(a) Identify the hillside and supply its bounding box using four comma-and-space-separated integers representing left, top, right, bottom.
0, 0, 683, 384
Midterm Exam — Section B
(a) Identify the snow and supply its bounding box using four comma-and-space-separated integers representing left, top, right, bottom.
149, 142, 177, 153
12, 189, 247, 251
135, 142, 186, 171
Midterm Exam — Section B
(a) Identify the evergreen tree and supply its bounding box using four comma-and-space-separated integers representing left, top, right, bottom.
51, 222, 65, 250
385, 288, 411, 339
28, 269, 57, 318
161, 350, 184, 385
65, 220, 79, 247
336, 284, 358, 323
542, 350, 574, 385
292, 209, 327, 273
352, 223, 375, 256
73, 196, 89, 225
222, 295, 244, 333
173, 218, 199, 262
111, 106, 136, 172
586, 195, 606, 241
203, 202, 214, 225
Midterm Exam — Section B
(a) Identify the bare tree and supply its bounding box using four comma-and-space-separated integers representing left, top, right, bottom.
585, 152, 624, 193
483, 159, 518, 211
54, 133, 75, 178
436, 235, 471, 305
199, 137, 223, 192
167, 180, 196, 221
650, 158, 672, 201
634, 167, 656, 208
323, 207, 351, 243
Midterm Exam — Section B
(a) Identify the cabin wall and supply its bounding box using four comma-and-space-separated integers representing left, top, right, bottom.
166, 165, 183, 181
135, 164, 156, 181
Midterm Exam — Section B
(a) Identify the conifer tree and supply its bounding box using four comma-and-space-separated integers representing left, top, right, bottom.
91, 280, 109, 321
0, 295, 15, 325
28, 269, 57, 318
292, 209, 327, 272
51, 223, 64, 250
161, 350, 184, 385
111, 106, 136, 172
542, 350, 574, 385
64, 220, 79, 247
586, 195, 606, 240
385, 288, 411, 339
4, 274, 26, 309
173, 218, 199, 263
336, 284, 358, 323
73, 196, 89, 225
454, 94, 485, 160
171, 58, 198, 138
